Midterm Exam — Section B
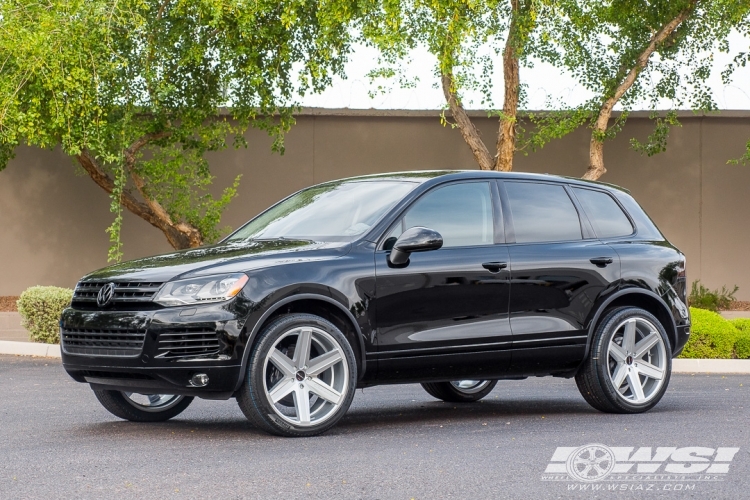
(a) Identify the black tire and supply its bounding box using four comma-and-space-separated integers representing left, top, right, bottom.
576, 306, 672, 414
237, 313, 357, 437
93, 390, 193, 422
421, 380, 498, 403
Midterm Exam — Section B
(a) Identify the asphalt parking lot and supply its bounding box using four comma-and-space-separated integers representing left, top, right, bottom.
1, 354, 748, 499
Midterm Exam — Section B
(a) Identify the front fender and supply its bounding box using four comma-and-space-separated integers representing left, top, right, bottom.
233, 288, 367, 393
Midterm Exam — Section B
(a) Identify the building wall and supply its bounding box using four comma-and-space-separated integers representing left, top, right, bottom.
1, 110, 749, 297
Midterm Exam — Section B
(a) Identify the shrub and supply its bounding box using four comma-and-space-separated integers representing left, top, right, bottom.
731, 319, 750, 359
679, 307, 739, 359
688, 280, 738, 312
16, 286, 73, 344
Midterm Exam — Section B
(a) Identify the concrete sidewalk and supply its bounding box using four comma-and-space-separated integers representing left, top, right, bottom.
720, 311, 750, 320
0, 341, 60, 357
0, 312, 57, 356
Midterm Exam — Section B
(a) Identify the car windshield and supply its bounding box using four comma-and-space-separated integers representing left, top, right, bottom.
226, 180, 417, 242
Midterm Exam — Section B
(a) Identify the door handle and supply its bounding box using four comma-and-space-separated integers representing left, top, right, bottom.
482, 262, 508, 273
590, 257, 614, 268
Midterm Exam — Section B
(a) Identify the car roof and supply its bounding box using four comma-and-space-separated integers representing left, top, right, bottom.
333, 170, 630, 194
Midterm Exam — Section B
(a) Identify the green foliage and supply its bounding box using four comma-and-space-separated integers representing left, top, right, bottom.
722, 10, 750, 165
679, 307, 739, 359
540, 0, 749, 157
679, 308, 750, 359
357, 0, 563, 147
355, 0, 750, 170
0, 0, 352, 257
360, 0, 510, 97
730, 319, 750, 359
16, 286, 74, 344
689, 280, 738, 312
630, 111, 682, 157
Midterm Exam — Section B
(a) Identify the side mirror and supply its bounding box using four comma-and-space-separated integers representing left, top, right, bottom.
389, 226, 443, 266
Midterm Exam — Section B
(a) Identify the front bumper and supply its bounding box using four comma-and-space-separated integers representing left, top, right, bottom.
61, 302, 251, 399
672, 324, 690, 358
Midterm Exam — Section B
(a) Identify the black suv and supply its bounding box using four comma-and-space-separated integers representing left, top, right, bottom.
61, 171, 690, 437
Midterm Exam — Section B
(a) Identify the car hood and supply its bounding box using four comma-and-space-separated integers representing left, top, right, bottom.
81, 239, 352, 283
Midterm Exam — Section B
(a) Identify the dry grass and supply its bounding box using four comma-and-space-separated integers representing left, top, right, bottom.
0, 296, 19, 312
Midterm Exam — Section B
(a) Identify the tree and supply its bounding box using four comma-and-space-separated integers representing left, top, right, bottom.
0, 0, 352, 259
359, 1, 750, 181
360, 0, 549, 172
544, 0, 749, 180
722, 7, 750, 164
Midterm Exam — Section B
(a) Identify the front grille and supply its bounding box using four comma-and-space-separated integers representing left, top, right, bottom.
155, 327, 221, 359
61, 327, 147, 357
72, 281, 164, 307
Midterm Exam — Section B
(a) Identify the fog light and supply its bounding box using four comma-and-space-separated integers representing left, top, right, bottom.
190, 373, 209, 387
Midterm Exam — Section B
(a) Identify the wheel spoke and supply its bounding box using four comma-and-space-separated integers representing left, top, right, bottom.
634, 360, 664, 380
267, 377, 295, 403
269, 349, 296, 377
307, 349, 343, 376
634, 332, 660, 358
293, 328, 312, 369
622, 319, 637, 352
263, 325, 350, 428
294, 386, 311, 423
611, 363, 628, 389
627, 369, 646, 402
609, 342, 628, 363
603, 317, 666, 405
308, 378, 343, 405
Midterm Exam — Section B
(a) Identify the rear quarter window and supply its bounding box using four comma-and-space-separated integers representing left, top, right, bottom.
611, 190, 664, 240
572, 187, 633, 238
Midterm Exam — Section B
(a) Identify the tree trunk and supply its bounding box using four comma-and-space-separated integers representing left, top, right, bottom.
75, 148, 203, 250
584, 130, 607, 180
496, 0, 520, 172
583, 1, 697, 180
441, 73, 495, 170
441, 0, 525, 172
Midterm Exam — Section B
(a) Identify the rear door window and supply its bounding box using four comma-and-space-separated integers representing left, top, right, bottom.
505, 182, 582, 243
572, 187, 634, 238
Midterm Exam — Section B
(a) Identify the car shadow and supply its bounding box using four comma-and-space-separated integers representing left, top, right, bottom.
69, 395, 614, 440
335, 397, 597, 431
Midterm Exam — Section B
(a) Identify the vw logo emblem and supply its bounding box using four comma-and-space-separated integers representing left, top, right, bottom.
96, 282, 116, 307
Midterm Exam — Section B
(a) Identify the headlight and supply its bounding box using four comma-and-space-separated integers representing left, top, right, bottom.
154, 274, 249, 306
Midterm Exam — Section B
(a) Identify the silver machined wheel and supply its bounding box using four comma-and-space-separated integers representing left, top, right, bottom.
121, 393, 184, 412
450, 380, 491, 394
606, 317, 667, 404
262, 326, 349, 427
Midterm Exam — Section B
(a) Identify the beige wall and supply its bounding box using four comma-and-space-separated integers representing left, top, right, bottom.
1, 110, 749, 297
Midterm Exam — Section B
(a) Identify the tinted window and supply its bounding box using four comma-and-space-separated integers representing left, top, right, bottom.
505, 182, 582, 243
573, 187, 633, 238
387, 182, 494, 248
226, 181, 416, 242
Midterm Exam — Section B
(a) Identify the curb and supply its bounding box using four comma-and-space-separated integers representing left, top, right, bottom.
671, 358, 750, 374
0, 342, 749, 372
0, 340, 61, 358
